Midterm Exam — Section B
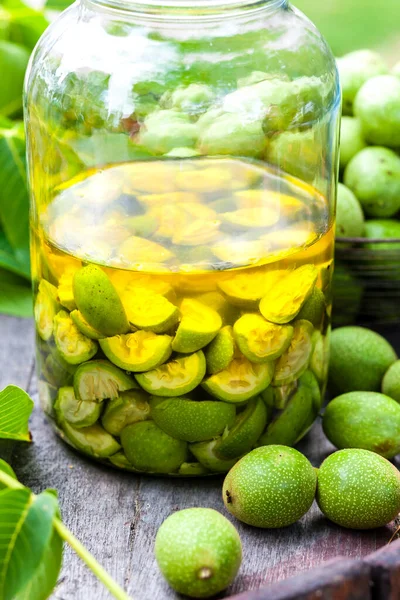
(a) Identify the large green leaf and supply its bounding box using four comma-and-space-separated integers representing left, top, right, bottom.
0, 488, 60, 600
0, 124, 30, 277
44, 0, 72, 11
0, 275, 32, 317
0, 0, 48, 50
0, 229, 29, 278
0, 385, 33, 441
0, 458, 17, 489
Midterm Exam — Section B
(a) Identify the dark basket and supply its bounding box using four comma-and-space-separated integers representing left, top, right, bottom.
333, 237, 400, 327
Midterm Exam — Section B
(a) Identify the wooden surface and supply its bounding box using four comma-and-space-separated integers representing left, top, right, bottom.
1, 314, 399, 600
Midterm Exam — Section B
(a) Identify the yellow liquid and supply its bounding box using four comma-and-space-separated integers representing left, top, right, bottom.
32, 157, 334, 474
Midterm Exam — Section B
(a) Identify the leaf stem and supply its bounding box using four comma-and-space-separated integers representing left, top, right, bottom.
0, 470, 132, 600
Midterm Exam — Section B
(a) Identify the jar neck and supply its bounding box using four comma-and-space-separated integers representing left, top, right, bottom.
84, 0, 289, 19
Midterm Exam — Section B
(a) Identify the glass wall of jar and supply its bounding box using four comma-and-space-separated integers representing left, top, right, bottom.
26, 0, 340, 475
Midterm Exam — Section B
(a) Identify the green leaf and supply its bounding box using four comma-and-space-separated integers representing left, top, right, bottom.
0, 385, 33, 441
0, 0, 48, 50
0, 458, 16, 489
0, 229, 29, 279
0, 270, 32, 317
0, 124, 30, 277
0, 488, 60, 600
14, 528, 63, 600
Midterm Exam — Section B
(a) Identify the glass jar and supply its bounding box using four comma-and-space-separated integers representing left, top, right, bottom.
25, 0, 340, 475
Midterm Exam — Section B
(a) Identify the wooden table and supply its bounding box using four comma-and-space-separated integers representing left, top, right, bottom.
1, 315, 400, 600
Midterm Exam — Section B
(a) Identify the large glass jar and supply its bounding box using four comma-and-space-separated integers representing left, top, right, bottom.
25, 0, 340, 476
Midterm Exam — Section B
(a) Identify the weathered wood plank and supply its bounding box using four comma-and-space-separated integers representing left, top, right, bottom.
365, 538, 400, 600
3, 314, 399, 600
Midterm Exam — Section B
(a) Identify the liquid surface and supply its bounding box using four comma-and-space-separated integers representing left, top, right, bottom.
33, 158, 333, 475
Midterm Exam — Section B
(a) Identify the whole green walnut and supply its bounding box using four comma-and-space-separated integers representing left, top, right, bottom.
336, 50, 388, 115
161, 83, 215, 116
323, 391, 400, 459
382, 361, 400, 403
339, 117, 366, 170
139, 110, 198, 154
198, 112, 266, 158
344, 147, 400, 218
155, 508, 242, 598
336, 183, 364, 238
317, 449, 400, 529
363, 219, 400, 251
354, 75, 400, 148
267, 129, 321, 182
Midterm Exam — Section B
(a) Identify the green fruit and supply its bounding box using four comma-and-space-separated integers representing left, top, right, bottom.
54, 386, 101, 428
337, 50, 388, 115
195, 291, 239, 325
189, 439, 239, 473
339, 117, 366, 170
218, 270, 283, 309
316, 449, 400, 529
0, 40, 30, 117
126, 214, 159, 237
328, 326, 397, 394
382, 360, 400, 403
120, 421, 188, 473
233, 314, 293, 363
172, 299, 222, 353
215, 397, 267, 459
344, 147, 400, 218
178, 462, 210, 476
354, 75, 400, 148
162, 83, 215, 115
102, 390, 150, 436
152, 397, 236, 442
310, 330, 329, 385
322, 391, 400, 459
296, 287, 325, 328
258, 373, 315, 446
223, 445, 317, 528
267, 129, 320, 182
119, 236, 173, 265
73, 264, 129, 336
61, 421, 121, 458
42, 352, 74, 388
273, 320, 314, 386
221, 207, 279, 231
155, 508, 242, 598
109, 452, 141, 471
53, 310, 98, 365
259, 265, 317, 324
204, 326, 235, 374
70, 310, 105, 340
198, 112, 266, 158
335, 183, 364, 238
122, 288, 179, 333
34, 280, 60, 341
139, 110, 198, 154
135, 351, 206, 397
99, 331, 172, 372
74, 359, 137, 402
202, 355, 274, 403
363, 219, 400, 255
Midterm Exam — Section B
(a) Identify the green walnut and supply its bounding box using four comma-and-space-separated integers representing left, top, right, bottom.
339, 117, 366, 170
155, 508, 242, 598
316, 449, 400, 529
223, 445, 317, 528
214, 397, 268, 459
363, 219, 400, 253
259, 372, 315, 446
151, 397, 236, 442
204, 326, 235, 375
54, 386, 102, 428
189, 439, 238, 473
273, 320, 314, 386
202, 355, 274, 403
73, 264, 129, 336
336, 50, 388, 115
172, 299, 222, 354
34, 280, 60, 341
296, 287, 325, 328
161, 83, 215, 115
354, 75, 400, 148
382, 360, 400, 403
328, 326, 397, 394
61, 421, 121, 458
53, 310, 98, 365
267, 129, 320, 182
74, 359, 137, 402
70, 310, 105, 340
322, 391, 400, 459
122, 288, 179, 333
135, 351, 206, 397
99, 331, 172, 372
344, 147, 400, 218
139, 110, 198, 154
198, 112, 266, 158
102, 390, 150, 436
233, 314, 293, 363
335, 183, 364, 238
120, 421, 188, 474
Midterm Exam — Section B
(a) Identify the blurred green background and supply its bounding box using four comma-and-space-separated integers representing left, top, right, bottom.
295, 0, 400, 60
